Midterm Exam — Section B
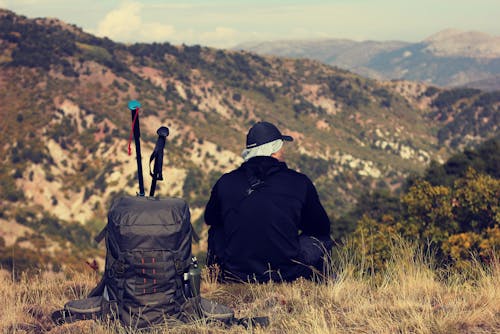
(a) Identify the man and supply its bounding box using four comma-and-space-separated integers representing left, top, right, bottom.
204, 121, 333, 283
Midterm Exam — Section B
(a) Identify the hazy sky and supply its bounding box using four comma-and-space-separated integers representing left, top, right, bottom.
1, 0, 499, 48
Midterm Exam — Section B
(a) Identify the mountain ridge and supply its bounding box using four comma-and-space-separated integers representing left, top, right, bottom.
234, 29, 500, 90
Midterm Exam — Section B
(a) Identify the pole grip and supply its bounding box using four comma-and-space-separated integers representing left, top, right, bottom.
149, 126, 169, 197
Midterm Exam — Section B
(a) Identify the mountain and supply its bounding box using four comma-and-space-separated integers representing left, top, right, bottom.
423, 29, 500, 58
234, 39, 410, 80
0, 9, 498, 271
234, 30, 500, 90
462, 75, 500, 91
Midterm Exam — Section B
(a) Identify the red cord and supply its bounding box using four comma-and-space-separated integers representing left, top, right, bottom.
128, 108, 140, 155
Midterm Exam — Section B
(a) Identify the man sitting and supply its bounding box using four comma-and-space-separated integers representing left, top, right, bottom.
204, 121, 333, 282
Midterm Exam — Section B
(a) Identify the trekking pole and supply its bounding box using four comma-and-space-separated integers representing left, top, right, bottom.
149, 126, 169, 197
127, 100, 145, 196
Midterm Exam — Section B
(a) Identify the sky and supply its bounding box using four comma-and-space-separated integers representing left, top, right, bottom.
1, 0, 499, 49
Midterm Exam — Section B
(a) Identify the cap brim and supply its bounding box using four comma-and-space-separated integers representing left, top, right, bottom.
282, 135, 293, 142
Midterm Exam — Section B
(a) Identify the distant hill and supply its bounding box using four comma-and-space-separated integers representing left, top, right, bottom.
0, 9, 498, 270
234, 29, 500, 90
234, 39, 409, 81
461, 75, 500, 91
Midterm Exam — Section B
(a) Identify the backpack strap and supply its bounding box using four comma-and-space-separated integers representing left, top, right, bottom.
94, 226, 107, 244
148, 126, 169, 197
244, 167, 265, 195
235, 316, 270, 328
230, 164, 282, 211
190, 224, 200, 243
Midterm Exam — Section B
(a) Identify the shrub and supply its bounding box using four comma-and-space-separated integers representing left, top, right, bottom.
350, 168, 499, 270
432, 88, 481, 109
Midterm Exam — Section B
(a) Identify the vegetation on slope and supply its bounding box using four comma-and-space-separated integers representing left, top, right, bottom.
336, 137, 500, 270
0, 9, 498, 275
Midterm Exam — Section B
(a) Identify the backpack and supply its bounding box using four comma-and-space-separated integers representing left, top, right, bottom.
52, 195, 236, 329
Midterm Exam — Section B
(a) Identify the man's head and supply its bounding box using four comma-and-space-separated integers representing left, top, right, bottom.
242, 122, 293, 161
246, 121, 293, 149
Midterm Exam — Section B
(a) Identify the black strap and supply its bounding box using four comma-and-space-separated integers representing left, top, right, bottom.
94, 226, 107, 244
244, 165, 266, 195
51, 309, 83, 325
149, 126, 169, 197
234, 316, 270, 328
221, 165, 280, 226
190, 224, 200, 243
239, 164, 282, 203
149, 138, 165, 180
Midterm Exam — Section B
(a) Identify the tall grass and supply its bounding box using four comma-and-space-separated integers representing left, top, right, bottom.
1, 239, 498, 333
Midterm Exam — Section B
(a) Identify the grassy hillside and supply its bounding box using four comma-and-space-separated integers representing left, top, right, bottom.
1, 240, 499, 333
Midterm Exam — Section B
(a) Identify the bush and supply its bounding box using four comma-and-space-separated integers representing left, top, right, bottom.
347, 137, 500, 270
0, 245, 47, 279
350, 169, 499, 270
432, 88, 480, 108
295, 155, 329, 181
255, 85, 275, 102
232, 93, 242, 102
473, 91, 500, 108
327, 76, 370, 108
424, 86, 439, 97
0, 173, 25, 202
3, 16, 77, 70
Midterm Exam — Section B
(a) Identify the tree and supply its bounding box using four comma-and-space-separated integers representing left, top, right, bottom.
400, 180, 457, 246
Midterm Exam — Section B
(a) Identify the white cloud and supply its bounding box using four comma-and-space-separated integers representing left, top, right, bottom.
199, 27, 238, 48
141, 22, 175, 41
4, 0, 39, 5
95, 1, 175, 43
3, 0, 500, 48
148, 3, 195, 10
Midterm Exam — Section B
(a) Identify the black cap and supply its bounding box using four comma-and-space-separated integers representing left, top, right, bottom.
246, 121, 293, 148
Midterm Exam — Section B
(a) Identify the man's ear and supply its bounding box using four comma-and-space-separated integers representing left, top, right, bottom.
271, 148, 285, 162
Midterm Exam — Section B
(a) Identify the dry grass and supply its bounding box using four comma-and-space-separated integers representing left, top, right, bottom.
1, 240, 499, 334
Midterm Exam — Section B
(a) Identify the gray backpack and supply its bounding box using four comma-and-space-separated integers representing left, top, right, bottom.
52, 196, 235, 329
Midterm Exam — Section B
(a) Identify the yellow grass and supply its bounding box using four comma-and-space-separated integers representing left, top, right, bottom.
1, 240, 499, 334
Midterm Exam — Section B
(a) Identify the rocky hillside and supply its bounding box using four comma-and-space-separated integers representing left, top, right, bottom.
235, 29, 500, 90
0, 9, 498, 270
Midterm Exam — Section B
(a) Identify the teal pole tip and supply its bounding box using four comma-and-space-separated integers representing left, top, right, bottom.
128, 100, 141, 110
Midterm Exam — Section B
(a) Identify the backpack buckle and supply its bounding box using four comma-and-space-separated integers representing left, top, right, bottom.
109, 260, 126, 277
174, 260, 184, 275
246, 180, 264, 195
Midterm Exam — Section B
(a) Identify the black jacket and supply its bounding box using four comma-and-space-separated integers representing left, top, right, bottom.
204, 156, 331, 282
